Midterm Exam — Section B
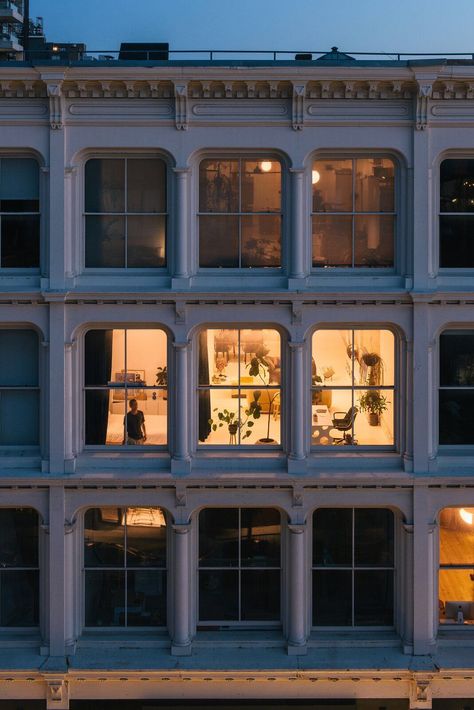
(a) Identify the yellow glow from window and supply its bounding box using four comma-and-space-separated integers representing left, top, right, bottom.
312, 169, 320, 184
260, 161, 272, 173
460, 508, 474, 525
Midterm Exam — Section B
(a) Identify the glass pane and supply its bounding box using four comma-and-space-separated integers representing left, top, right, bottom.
0, 508, 38, 566
85, 570, 124, 626
241, 570, 280, 620
1, 215, 39, 268
127, 570, 166, 626
354, 570, 393, 625
357, 329, 395, 386
127, 159, 166, 213
0, 570, 38, 626
313, 570, 352, 625
440, 508, 474, 565
312, 330, 352, 388
354, 215, 394, 268
312, 215, 352, 267
127, 215, 166, 267
0, 330, 38, 386
440, 332, 474, 386
241, 160, 281, 212
0, 158, 39, 202
313, 509, 352, 566
125, 508, 166, 567
354, 390, 394, 446
85, 159, 125, 213
312, 159, 352, 212
199, 508, 239, 567
85, 215, 125, 268
355, 158, 395, 212
199, 215, 239, 267
440, 215, 474, 268
355, 509, 394, 566
204, 389, 242, 445
241, 215, 281, 267
199, 160, 239, 213
0, 390, 39, 445
316, 389, 354, 446
439, 390, 474, 445
85, 389, 116, 445
202, 329, 238, 385
439, 569, 474, 615
241, 509, 280, 567
199, 570, 238, 620
84, 507, 125, 567
440, 159, 474, 213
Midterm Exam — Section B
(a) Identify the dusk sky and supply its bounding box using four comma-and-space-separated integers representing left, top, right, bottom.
29, 0, 474, 58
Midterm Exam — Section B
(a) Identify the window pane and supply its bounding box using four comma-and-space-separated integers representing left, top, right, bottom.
0, 158, 39, 203
439, 569, 474, 612
241, 570, 280, 620
240, 509, 280, 567
241, 215, 281, 267
0, 390, 39, 445
313, 570, 352, 625
0, 330, 38, 386
85, 330, 117, 386
354, 215, 394, 268
1, 214, 40, 267
125, 508, 167, 568
354, 570, 393, 625
321, 389, 355, 446
312, 215, 352, 267
241, 161, 281, 212
440, 332, 474, 386
0, 508, 38, 566
312, 330, 352, 388
127, 215, 166, 267
355, 390, 394, 446
199, 508, 239, 567
199, 160, 239, 213
440, 215, 474, 268
85, 215, 125, 268
0, 570, 38, 626
312, 159, 352, 212
313, 509, 352, 566
439, 390, 474, 445
199, 569, 238, 620
84, 508, 125, 567
440, 508, 474, 565
357, 329, 395, 386
127, 159, 166, 213
355, 158, 395, 212
85, 159, 125, 213
355, 509, 394, 566
440, 159, 474, 213
125, 329, 167, 378
85, 570, 125, 626
127, 570, 166, 626
199, 215, 239, 267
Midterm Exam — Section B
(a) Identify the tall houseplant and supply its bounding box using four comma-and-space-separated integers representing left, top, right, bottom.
247, 346, 279, 444
209, 391, 262, 444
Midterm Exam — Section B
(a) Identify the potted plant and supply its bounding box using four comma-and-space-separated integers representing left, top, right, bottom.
247, 346, 279, 444
361, 352, 384, 386
358, 390, 388, 426
209, 391, 262, 445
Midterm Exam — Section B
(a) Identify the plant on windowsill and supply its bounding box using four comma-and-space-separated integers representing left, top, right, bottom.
247, 346, 279, 444
358, 390, 388, 426
209, 391, 262, 445
155, 365, 167, 400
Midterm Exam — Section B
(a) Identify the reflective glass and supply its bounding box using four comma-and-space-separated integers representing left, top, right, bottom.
354, 215, 394, 267
241, 215, 281, 267
439, 569, 474, 607
199, 569, 238, 620
85, 330, 119, 385
199, 215, 239, 267
240, 508, 280, 567
312, 215, 352, 267
312, 330, 352, 388
0, 570, 38, 626
127, 215, 166, 267
0, 508, 38, 567
1, 215, 40, 267
312, 159, 352, 212
199, 160, 239, 213
125, 508, 167, 568
241, 161, 281, 212
85, 570, 124, 626
84, 508, 125, 567
0, 330, 38, 386
0, 390, 39, 445
199, 508, 239, 567
440, 159, 474, 213
440, 215, 474, 268
355, 158, 395, 212
85, 159, 125, 213
0, 158, 39, 203
439, 390, 474, 444
313, 509, 352, 566
313, 570, 352, 625
127, 159, 166, 213
241, 570, 280, 620
440, 332, 474, 386
126, 570, 166, 626
85, 215, 125, 268
354, 509, 394, 566
354, 570, 393, 625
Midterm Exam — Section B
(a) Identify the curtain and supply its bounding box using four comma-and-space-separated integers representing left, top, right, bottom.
85, 330, 113, 445
198, 331, 211, 442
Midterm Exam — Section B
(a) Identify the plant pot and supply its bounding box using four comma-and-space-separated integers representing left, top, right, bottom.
228, 423, 238, 435
368, 412, 380, 426
257, 437, 277, 445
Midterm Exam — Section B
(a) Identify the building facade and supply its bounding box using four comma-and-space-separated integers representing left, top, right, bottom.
0, 51, 473, 710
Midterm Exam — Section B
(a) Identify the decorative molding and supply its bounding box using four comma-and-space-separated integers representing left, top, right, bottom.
175, 303, 186, 324
174, 82, 188, 130
45, 82, 64, 130
175, 484, 187, 507
292, 83, 305, 130
416, 81, 433, 130
64, 517, 77, 534
409, 677, 432, 709
292, 485, 304, 507
46, 677, 69, 710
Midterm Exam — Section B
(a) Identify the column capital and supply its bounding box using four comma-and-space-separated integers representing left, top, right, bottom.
173, 340, 190, 351
173, 166, 191, 175
289, 167, 305, 175
288, 523, 306, 534
289, 340, 305, 350
172, 523, 192, 535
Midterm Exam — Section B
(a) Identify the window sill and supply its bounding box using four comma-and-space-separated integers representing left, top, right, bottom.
308, 629, 400, 648
76, 450, 170, 473
195, 628, 284, 648
78, 628, 169, 649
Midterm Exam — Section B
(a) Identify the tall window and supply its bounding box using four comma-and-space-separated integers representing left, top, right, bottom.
312, 508, 394, 627
0, 158, 40, 268
199, 158, 281, 268
84, 329, 167, 447
439, 507, 474, 624
439, 330, 474, 445
312, 157, 395, 268
199, 508, 281, 624
198, 328, 281, 446
84, 507, 167, 627
311, 329, 394, 446
0, 330, 39, 446
84, 158, 166, 268
0, 508, 39, 626
440, 159, 474, 268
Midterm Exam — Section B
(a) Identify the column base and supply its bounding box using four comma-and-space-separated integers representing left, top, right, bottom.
171, 642, 192, 656
64, 457, 76, 474
288, 276, 307, 289
413, 638, 437, 656
287, 456, 307, 474
287, 642, 307, 656
172, 276, 191, 290
171, 457, 192, 474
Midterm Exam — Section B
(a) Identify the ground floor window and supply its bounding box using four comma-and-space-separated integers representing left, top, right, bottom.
0, 508, 39, 626
439, 507, 474, 625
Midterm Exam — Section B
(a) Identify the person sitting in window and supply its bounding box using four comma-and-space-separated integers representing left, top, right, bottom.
124, 398, 147, 445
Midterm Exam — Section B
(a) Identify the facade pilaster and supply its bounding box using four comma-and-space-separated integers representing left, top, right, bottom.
172, 167, 191, 287
171, 340, 191, 472
288, 168, 306, 284
287, 523, 307, 654
171, 523, 192, 655
412, 489, 436, 655
412, 302, 434, 473
48, 302, 67, 474
48, 487, 67, 657
288, 341, 306, 467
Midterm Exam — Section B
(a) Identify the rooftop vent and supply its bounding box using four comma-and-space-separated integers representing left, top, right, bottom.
118, 42, 169, 61
317, 46, 355, 62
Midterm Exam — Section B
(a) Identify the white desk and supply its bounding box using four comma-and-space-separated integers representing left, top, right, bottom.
311, 405, 333, 445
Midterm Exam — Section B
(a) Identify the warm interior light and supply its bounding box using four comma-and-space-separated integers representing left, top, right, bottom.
460, 508, 474, 525
312, 169, 320, 185
123, 507, 166, 527
260, 161, 272, 173
52, 45, 59, 52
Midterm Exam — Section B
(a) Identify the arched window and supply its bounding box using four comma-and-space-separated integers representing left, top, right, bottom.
0, 508, 39, 626
0, 158, 40, 268
439, 330, 474, 445
439, 507, 474, 624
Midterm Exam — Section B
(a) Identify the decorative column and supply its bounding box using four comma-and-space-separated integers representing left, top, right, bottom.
172, 340, 191, 473
48, 487, 66, 657
288, 341, 306, 467
171, 523, 192, 655
172, 167, 191, 287
48, 300, 67, 474
287, 523, 307, 654
412, 301, 434, 473
289, 168, 306, 283
413, 488, 436, 655
64, 340, 75, 473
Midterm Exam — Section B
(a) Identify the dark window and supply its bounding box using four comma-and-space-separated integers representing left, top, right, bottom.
0, 508, 39, 626
0, 158, 40, 268
199, 508, 281, 624
0, 330, 39, 446
439, 331, 474, 445
84, 158, 166, 268
440, 159, 474, 268
199, 159, 281, 268
312, 508, 394, 626
84, 507, 167, 627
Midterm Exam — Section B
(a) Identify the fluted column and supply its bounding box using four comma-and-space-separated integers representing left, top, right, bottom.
172, 341, 191, 472
172, 167, 190, 283
289, 341, 305, 462
289, 168, 306, 281
48, 487, 66, 656
413, 489, 436, 655
171, 523, 192, 655
287, 523, 307, 654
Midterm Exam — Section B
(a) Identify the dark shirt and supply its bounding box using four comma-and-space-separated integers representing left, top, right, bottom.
125, 410, 145, 440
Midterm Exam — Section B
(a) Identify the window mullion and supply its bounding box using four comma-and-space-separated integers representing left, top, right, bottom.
352, 509, 355, 627
238, 508, 242, 621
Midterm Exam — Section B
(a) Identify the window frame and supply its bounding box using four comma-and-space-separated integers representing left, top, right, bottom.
438, 329, 474, 449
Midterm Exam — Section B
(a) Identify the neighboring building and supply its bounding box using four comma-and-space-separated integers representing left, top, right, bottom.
0, 46, 474, 710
